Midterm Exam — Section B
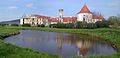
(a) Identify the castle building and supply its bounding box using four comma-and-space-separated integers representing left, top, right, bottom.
77, 4, 104, 23
20, 4, 104, 26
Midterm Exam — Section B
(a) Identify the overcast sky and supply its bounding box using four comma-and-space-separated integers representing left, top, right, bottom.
0, 0, 120, 22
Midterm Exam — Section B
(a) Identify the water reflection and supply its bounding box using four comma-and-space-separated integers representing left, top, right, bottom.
56, 32, 116, 57
4, 30, 116, 58
56, 33, 93, 56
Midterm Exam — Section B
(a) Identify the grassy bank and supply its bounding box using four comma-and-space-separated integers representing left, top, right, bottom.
1, 26, 120, 58
0, 27, 61, 58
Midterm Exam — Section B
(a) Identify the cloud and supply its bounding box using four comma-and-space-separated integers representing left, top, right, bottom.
26, 3, 34, 8
8, 6, 18, 9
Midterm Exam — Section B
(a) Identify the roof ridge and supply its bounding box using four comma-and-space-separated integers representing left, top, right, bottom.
79, 4, 91, 13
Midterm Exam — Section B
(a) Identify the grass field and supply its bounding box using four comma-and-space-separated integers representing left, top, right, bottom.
0, 26, 120, 58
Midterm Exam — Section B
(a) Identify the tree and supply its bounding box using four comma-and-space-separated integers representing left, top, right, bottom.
95, 20, 109, 28
66, 23, 74, 28
56, 23, 66, 28
76, 21, 84, 29
86, 23, 97, 29
108, 16, 120, 28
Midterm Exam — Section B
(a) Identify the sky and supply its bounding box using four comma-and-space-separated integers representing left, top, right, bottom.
0, 0, 120, 22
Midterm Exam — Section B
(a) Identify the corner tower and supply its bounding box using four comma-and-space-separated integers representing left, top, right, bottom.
77, 4, 92, 23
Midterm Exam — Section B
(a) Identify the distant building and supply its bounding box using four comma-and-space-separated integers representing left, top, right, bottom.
20, 14, 50, 26
20, 4, 104, 26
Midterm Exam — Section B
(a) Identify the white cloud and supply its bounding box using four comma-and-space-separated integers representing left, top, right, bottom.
26, 3, 34, 8
8, 6, 18, 9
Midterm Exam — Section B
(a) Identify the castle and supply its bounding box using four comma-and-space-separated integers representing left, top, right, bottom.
20, 4, 104, 26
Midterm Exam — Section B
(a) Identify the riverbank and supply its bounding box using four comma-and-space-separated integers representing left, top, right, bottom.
0, 27, 61, 58
1, 26, 120, 58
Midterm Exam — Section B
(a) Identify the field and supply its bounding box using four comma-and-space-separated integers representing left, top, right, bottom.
0, 26, 120, 58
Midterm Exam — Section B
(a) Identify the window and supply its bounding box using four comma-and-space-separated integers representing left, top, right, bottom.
83, 18, 85, 22
32, 18, 34, 21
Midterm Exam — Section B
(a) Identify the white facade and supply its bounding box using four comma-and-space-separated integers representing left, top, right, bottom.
20, 15, 50, 26
77, 13, 93, 23
20, 18, 23, 25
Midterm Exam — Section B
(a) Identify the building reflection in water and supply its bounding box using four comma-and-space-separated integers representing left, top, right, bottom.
57, 33, 63, 50
56, 33, 95, 56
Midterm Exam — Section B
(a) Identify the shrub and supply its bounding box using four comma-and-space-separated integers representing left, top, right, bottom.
95, 21, 109, 28
76, 21, 84, 29
22, 24, 31, 27
0, 24, 8, 26
66, 23, 74, 28
86, 23, 97, 29
38, 24, 45, 27
11, 24, 19, 26
49, 24, 57, 28
56, 23, 66, 28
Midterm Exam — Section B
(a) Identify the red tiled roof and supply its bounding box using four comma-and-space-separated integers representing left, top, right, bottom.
49, 18, 59, 22
79, 5, 91, 13
31, 14, 50, 19
31, 14, 77, 22
63, 17, 77, 22
92, 14, 104, 20
92, 15, 99, 19
99, 15, 104, 19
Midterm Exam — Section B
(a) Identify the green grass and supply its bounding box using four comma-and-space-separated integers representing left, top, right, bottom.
1, 26, 120, 58
0, 27, 61, 58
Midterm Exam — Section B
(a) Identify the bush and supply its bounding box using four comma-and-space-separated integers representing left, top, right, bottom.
37, 24, 45, 27
76, 21, 84, 29
0, 24, 8, 26
66, 23, 74, 28
50, 23, 74, 28
22, 24, 31, 27
11, 24, 19, 26
56, 23, 66, 28
49, 24, 57, 28
95, 21, 109, 28
75, 21, 97, 29
86, 23, 97, 29
49, 21, 109, 29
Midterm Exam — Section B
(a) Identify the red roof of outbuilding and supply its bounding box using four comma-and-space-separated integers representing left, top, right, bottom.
30, 14, 77, 22
79, 5, 91, 13
92, 14, 104, 20
49, 18, 59, 22
99, 15, 104, 19
63, 17, 77, 22
31, 14, 50, 19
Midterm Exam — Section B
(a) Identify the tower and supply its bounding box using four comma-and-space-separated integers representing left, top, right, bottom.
77, 4, 92, 23
59, 9, 64, 22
